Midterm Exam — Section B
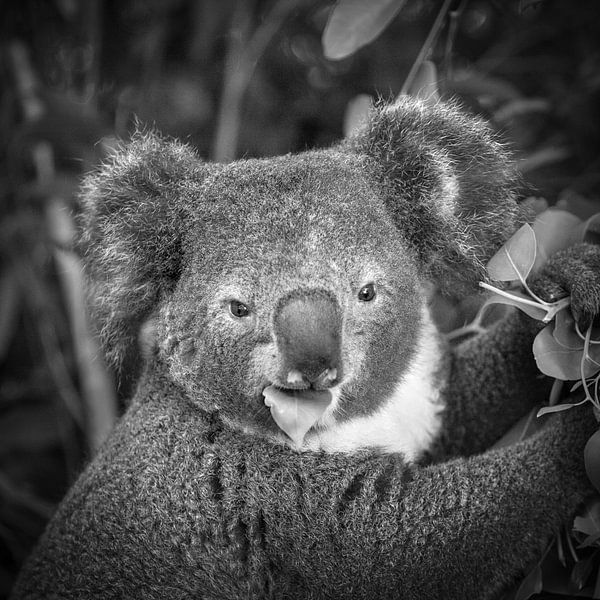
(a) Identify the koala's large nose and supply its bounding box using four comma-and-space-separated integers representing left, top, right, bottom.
273, 290, 342, 388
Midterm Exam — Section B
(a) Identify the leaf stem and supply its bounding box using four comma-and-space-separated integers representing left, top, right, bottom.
521, 279, 551, 306
576, 321, 600, 345
479, 282, 545, 309
480, 282, 570, 322
582, 326, 600, 409
566, 527, 579, 563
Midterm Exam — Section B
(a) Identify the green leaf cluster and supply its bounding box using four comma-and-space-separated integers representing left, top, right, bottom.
482, 209, 600, 419
483, 208, 600, 600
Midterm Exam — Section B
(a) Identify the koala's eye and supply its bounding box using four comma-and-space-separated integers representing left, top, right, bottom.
229, 300, 250, 318
358, 283, 376, 302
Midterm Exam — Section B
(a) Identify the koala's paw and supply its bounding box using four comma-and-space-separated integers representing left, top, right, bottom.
531, 243, 600, 329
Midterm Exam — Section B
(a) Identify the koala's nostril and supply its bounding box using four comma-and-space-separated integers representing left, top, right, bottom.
287, 370, 304, 385
286, 366, 339, 388
324, 367, 337, 382
306, 365, 340, 385
275, 289, 343, 389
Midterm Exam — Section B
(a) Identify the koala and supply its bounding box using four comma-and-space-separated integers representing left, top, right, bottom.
11, 97, 600, 600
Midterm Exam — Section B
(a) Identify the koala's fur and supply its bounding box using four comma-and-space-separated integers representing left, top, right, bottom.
11, 97, 598, 600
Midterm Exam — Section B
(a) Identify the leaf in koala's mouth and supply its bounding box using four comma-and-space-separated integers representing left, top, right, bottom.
262, 385, 332, 447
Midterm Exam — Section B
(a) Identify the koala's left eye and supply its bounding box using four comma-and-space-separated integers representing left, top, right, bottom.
358, 283, 376, 302
229, 300, 250, 318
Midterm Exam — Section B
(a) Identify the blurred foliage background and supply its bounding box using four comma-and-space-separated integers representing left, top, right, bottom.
1, 0, 600, 597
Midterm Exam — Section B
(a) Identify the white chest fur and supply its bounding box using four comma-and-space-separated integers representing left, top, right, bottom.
302, 309, 445, 461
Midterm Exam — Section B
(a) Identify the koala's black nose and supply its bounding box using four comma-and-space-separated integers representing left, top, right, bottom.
273, 290, 342, 388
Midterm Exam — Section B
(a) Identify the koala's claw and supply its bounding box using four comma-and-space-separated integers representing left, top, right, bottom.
531, 243, 600, 330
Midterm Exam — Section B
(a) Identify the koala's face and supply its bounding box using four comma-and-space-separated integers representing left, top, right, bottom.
158, 150, 429, 448
83, 100, 518, 453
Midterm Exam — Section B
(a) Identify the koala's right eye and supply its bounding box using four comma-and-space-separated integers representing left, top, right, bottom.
358, 283, 376, 302
229, 300, 250, 318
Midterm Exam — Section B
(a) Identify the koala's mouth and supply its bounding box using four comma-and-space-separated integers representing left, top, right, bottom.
262, 385, 332, 447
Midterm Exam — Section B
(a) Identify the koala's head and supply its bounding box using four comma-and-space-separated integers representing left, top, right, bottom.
79, 98, 520, 449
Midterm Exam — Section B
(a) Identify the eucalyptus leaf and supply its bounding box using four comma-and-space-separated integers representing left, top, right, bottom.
514, 564, 543, 600
405, 60, 439, 105
585, 429, 600, 493
553, 309, 584, 350
531, 209, 582, 273
581, 498, 600, 528
486, 223, 537, 283
583, 327, 600, 371
533, 324, 596, 379
578, 531, 600, 548
537, 401, 588, 417
586, 351, 600, 369
574, 507, 600, 536
322, 0, 407, 60
581, 212, 600, 246
343, 94, 372, 137
569, 556, 595, 593
263, 386, 332, 447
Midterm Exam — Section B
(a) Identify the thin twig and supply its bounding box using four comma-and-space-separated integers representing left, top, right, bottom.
211, 0, 254, 162
400, 0, 454, 96
212, 0, 309, 161
9, 40, 118, 453
443, 0, 469, 85
50, 204, 118, 450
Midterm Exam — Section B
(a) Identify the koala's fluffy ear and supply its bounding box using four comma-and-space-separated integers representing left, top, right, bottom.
77, 132, 206, 367
347, 96, 522, 296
